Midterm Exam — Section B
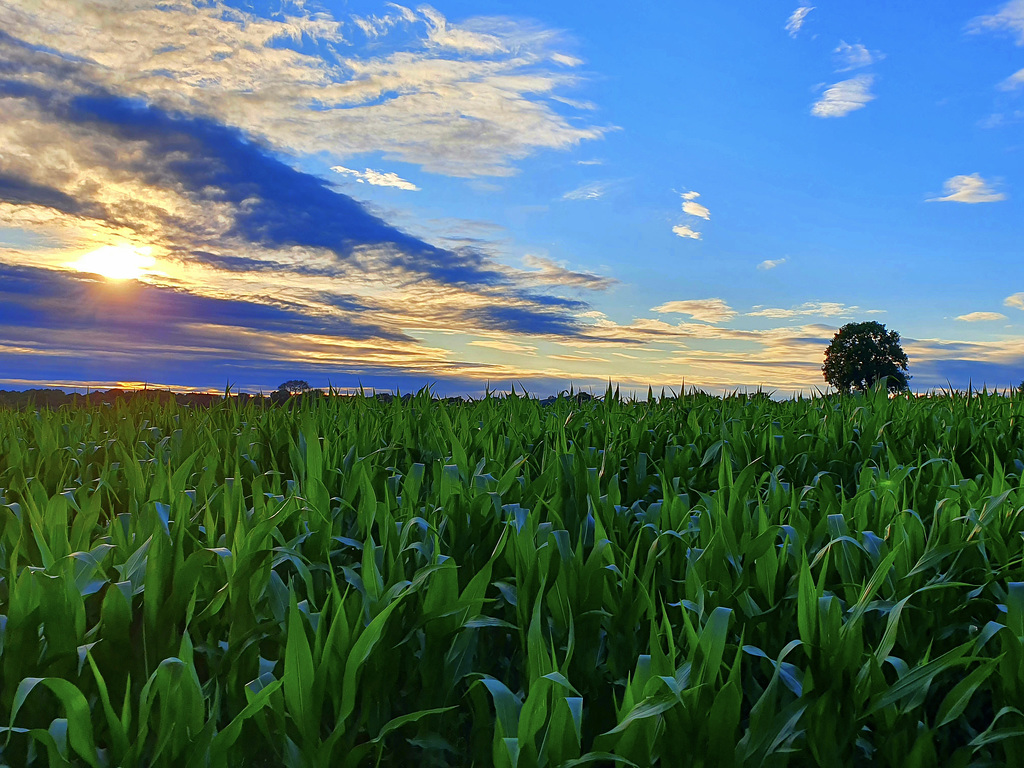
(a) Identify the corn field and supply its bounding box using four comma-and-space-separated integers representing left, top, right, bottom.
1, 385, 1023, 767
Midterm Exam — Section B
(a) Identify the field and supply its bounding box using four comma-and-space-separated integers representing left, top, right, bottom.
0, 386, 1022, 767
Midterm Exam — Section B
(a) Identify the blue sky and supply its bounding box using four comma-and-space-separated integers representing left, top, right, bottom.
0, 0, 1021, 395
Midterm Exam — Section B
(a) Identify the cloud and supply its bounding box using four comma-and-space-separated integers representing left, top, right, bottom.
968, 0, 1024, 45
786, 6, 814, 38
682, 201, 710, 219
1000, 67, 1024, 89
562, 181, 609, 201
672, 225, 701, 240
747, 301, 869, 319
0, 41, 617, 353
576, 159, 603, 165
0, 2, 609, 179
467, 339, 537, 354
928, 174, 1006, 203
758, 258, 788, 270
1006, 292, 1024, 310
956, 311, 1009, 322
811, 75, 876, 117
651, 298, 737, 324
680, 192, 710, 219
330, 166, 419, 191
549, 353, 608, 363
833, 41, 883, 71
519, 254, 617, 290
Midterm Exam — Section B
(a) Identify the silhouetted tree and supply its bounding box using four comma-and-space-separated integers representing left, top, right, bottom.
278, 380, 311, 395
822, 321, 910, 394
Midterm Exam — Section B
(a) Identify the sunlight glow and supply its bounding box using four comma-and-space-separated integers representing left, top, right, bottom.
71, 244, 157, 280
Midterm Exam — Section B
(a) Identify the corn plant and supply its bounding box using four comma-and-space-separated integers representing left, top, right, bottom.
0, 382, 1022, 766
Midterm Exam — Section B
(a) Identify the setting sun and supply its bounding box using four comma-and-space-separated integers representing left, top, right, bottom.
71, 244, 156, 280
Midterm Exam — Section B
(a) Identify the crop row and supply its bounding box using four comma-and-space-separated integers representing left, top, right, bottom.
0, 385, 1022, 766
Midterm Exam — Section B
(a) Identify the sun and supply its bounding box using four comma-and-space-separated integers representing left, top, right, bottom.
71, 244, 157, 280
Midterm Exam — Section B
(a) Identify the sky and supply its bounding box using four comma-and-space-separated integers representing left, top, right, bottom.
0, 0, 1022, 397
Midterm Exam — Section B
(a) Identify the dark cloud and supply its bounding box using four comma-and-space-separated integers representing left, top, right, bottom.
911, 359, 1024, 392
0, 262, 404, 342
0, 173, 102, 217
464, 305, 585, 337
0, 29, 593, 338
59, 91, 514, 290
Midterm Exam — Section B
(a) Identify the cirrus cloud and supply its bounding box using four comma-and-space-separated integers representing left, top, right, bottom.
786, 6, 814, 38
811, 75, 875, 118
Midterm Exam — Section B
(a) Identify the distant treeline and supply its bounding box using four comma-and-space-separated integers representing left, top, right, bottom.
0, 387, 484, 410
0, 385, 763, 410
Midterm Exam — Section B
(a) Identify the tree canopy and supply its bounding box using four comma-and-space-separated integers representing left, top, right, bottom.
822, 321, 911, 394
277, 380, 311, 395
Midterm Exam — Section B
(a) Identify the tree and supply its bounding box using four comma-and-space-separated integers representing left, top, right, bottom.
277, 380, 311, 395
822, 321, 910, 394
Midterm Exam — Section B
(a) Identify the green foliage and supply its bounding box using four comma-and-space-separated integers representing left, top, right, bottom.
0, 388, 1023, 766
822, 321, 911, 394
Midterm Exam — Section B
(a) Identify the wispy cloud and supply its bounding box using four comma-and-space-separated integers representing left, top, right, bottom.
331, 166, 419, 191
747, 301, 870, 319
562, 181, 609, 201
1000, 67, 1024, 89
1006, 292, 1024, 310
576, 159, 604, 165
467, 339, 537, 354
757, 258, 788, 270
519, 254, 617, 290
811, 75, 875, 117
786, 6, 814, 38
833, 41, 883, 71
956, 311, 1008, 322
651, 298, 737, 324
928, 174, 1006, 203
968, 0, 1024, 45
672, 225, 701, 240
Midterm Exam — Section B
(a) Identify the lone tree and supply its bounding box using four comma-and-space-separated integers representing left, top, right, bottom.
822, 321, 911, 394
277, 380, 311, 395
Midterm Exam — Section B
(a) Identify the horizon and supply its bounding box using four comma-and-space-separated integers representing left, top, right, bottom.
1, 1, 1022, 394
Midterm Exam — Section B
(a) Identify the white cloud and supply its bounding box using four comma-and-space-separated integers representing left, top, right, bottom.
928, 174, 1006, 203
956, 311, 1008, 322
1000, 67, 1024, 89
811, 75, 875, 117
562, 181, 609, 201
672, 225, 701, 240
682, 200, 710, 219
652, 298, 737, 324
576, 159, 604, 165
968, 0, 1024, 45
0, 1, 608, 178
419, 5, 506, 54
1006, 292, 1024, 310
833, 41, 882, 71
747, 301, 867, 319
681, 192, 710, 220
331, 166, 420, 190
551, 53, 583, 67
786, 6, 814, 38
758, 258, 787, 270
